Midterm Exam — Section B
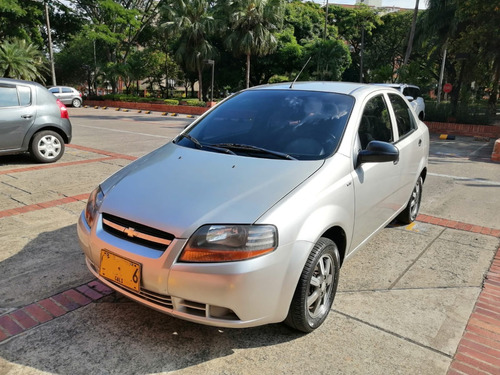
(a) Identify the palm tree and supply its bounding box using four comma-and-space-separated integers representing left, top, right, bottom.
225, 0, 284, 88
0, 38, 48, 82
170, 0, 216, 100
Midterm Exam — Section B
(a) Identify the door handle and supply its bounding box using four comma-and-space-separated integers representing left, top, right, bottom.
418, 139, 422, 146
21, 115, 33, 119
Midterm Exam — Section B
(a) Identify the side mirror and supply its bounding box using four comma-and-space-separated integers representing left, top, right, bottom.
405, 95, 415, 102
357, 141, 399, 168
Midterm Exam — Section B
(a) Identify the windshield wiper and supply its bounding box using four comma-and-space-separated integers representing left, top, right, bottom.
212, 143, 297, 160
176, 133, 202, 148
175, 134, 236, 155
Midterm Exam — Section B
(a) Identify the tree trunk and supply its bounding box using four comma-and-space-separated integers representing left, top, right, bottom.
246, 54, 251, 88
403, 0, 419, 65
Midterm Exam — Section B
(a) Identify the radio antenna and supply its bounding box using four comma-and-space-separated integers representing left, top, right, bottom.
290, 57, 312, 89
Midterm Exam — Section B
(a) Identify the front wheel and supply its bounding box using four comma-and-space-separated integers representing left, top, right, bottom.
30, 130, 65, 163
285, 238, 340, 333
397, 176, 423, 224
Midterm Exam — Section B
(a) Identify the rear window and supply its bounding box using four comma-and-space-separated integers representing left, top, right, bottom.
18, 85, 32, 106
177, 90, 354, 160
389, 94, 417, 138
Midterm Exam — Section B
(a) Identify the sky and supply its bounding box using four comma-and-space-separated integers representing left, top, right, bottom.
329, 0, 427, 9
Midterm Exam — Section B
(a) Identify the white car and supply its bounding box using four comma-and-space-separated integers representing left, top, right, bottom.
376, 84, 425, 120
77, 82, 429, 332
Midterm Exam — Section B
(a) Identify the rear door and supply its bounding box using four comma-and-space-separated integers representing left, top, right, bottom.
0, 83, 35, 151
387, 93, 425, 197
350, 93, 403, 250
58, 87, 75, 105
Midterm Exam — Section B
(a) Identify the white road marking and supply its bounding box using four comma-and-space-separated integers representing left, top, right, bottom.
76, 124, 172, 139
428, 172, 500, 186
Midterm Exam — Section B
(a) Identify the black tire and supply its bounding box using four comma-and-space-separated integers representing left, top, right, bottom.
30, 130, 65, 163
397, 176, 423, 224
72, 98, 82, 108
285, 237, 340, 333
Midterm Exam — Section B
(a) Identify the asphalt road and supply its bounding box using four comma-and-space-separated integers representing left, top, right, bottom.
0, 107, 499, 375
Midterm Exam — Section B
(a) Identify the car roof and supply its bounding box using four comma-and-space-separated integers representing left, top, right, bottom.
0, 77, 46, 90
245, 81, 392, 98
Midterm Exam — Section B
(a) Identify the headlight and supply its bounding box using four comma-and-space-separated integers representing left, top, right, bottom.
179, 225, 278, 262
84, 186, 104, 228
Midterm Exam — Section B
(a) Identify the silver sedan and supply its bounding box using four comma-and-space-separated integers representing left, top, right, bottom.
77, 82, 429, 332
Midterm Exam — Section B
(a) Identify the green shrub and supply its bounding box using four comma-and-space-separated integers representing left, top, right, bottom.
164, 99, 179, 105
184, 99, 206, 107
425, 101, 493, 125
269, 75, 289, 84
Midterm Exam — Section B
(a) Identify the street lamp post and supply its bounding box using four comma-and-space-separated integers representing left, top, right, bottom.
204, 59, 215, 103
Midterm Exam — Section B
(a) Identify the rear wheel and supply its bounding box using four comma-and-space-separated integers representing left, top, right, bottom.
30, 130, 65, 163
397, 176, 423, 224
285, 238, 340, 333
72, 98, 82, 108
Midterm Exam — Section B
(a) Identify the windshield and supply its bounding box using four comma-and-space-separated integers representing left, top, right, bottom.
176, 89, 354, 160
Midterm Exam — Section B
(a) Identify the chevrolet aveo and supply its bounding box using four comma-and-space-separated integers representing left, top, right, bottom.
77, 82, 429, 332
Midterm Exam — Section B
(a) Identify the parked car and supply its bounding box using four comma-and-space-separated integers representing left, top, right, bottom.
48, 86, 83, 108
376, 83, 426, 120
0, 78, 72, 163
77, 82, 429, 332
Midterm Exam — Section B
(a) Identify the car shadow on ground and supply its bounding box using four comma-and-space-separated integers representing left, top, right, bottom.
2, 298, 304, 374
0, 224, 304, 374
0, 153, 36, 166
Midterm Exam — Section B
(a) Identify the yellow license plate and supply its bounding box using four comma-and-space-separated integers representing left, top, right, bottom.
99, 250, 141, 292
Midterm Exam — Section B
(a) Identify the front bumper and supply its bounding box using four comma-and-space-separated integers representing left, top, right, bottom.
77, 212, 310, 328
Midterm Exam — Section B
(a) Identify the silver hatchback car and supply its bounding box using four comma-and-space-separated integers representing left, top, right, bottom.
48, 86, 83, 108
78, 82, 429, 332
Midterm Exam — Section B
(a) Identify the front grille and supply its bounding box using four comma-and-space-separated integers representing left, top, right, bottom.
102, 213, 174, 251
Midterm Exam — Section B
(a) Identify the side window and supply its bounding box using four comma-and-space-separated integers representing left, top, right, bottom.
62, 87, 72, 93
389, 94, 416, 138
0, 86, 19, 107
48, 88, 58, 93
358, 95, 393, 149
18, 86, 32, 106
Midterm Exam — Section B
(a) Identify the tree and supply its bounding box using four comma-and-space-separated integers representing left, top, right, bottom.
363, 11, 412, 82
454, 0, 500, 115
304, 38, 351, 81
0, 0, 44, 48
332, 4, 381, 82
284, 1, 325, 44
0, 38, 48, 82
169, 0, 216, 99
72, 0, 163, 93
224, 0, 285, 88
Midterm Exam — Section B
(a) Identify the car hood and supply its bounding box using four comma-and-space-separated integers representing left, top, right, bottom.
100, 143, 324, 238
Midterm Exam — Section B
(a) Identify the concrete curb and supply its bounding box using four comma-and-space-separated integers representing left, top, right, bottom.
0, 281, 113, 343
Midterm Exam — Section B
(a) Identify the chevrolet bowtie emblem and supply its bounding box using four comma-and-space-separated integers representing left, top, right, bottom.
123, 227, 137, 238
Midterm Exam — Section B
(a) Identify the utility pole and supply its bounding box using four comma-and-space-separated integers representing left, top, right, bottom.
44, 0, 57, 86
